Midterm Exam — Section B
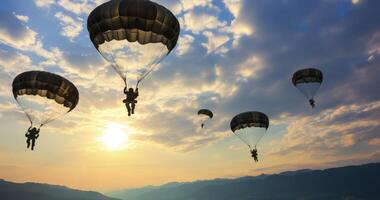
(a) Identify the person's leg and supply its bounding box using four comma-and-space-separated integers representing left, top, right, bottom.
131, 103, 135, 114
31, 139, 35, 150
27, 138, 31, 148
126, 103, 131, 116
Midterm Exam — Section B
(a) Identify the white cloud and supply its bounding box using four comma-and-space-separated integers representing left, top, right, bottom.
0, 13, 55, 60
182, 11, 227, 34
223, 0, 241, 17
0, 24, 38, 51
235, 56, 264, 81
269, 101, 380, 160
35, 0, 55, 8
175, 34, 195, 56
13, 14, 29, 23
222, 0, 253, 47
57, 0, 95, 15
155, 0, 183, 15
181, 0, 213, 12
54, 12, 83, 41
201, 31, 230, 55
0, 50, 35, 76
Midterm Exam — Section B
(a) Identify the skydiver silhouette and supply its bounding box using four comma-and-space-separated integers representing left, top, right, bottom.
251, 148, 258, 162
309, 99, 315, 108
25, 126, 40, 151
123, 87, 139, 116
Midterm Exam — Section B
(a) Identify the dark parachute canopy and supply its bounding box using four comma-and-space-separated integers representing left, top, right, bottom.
292, 68, 323, 85
12, 71, 79, 127
87, 0, 180, 88
87, 0, 180, 52
197, 109, 213, 128
198, 109, 213, 118
230, 111, 269, 150
292, 68, 323, 108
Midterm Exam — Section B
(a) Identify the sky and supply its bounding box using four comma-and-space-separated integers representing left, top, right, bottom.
0, 0, 380, 191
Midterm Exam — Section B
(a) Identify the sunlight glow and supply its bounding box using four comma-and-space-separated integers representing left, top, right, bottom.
100, 123, 129, 151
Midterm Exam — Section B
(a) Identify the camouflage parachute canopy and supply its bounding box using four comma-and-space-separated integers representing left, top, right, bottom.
230, 111, 269, 133
12, 71, 79, 111
198, 109, 213, 118
87, 0, 180, 52
292, 68, 323, 86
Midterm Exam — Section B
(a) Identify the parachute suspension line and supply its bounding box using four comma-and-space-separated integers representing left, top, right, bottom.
136, 76, 140, 89
137, 51, 168, 88
311, 83, 322, 99
297, 83, 322, 100
15, 98, 33, 126
137, 67, 154, 87
106, 51, 126, 85
124, 73, 128, 88
254, 133, 266, 149
233, 132, 251, 149
39, 109, 71, 128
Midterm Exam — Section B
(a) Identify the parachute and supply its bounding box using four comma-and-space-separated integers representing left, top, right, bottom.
292, 68, 323, 108
12, 71, 79, 128
87, 0, 180, 89
197, 109, 213, 128
230, 111, 269, 150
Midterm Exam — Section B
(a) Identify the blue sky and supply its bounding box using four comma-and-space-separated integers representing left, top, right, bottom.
0, 0, 380, 190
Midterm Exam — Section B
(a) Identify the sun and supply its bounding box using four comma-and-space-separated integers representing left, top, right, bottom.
100, 123, 129, 151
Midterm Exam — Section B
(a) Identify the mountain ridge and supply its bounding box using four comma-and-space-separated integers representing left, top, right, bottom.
0, 179, 119, 200
108, 162, 380, 200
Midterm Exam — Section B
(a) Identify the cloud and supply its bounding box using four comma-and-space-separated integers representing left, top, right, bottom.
0, 11, 57, 60
369, 138, 380, 146
54, 12, 83, 41
222, 0, 253, 47
57, 0, 94, 16
13, 14, 29, 23
3, 0, 380, 157
155, 0, 182, 15
222, 0, 241, 17
0, 12, 39, 51
175, 34, 195, 56
34, 0, 55, 8
181, 0, 214, 12
268, 101, 380, 160
181, 9, 227, 34
201, 31, 230, 55
0, 49, 38, 82
126, 0, 380, 154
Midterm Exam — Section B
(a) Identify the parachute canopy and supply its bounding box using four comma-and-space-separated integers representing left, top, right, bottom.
230, 111, 269, 149
292, 68, 323, 86
197, 109, 213, 128
198, 109, 213, 118
12, 71, 79, 126
292, 68, 323, 108
230, 111, 269, 133
87, 0, 180, 52
87, 0, 180, 87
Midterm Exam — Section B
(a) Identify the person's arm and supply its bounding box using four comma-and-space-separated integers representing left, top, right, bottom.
135, 88, 139, 97
124, 87, 127, 94
35, 134, 39, 139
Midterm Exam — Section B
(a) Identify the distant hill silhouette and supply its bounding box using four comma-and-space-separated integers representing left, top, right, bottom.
0, 179, 119, 200
108, 163, 380, 200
